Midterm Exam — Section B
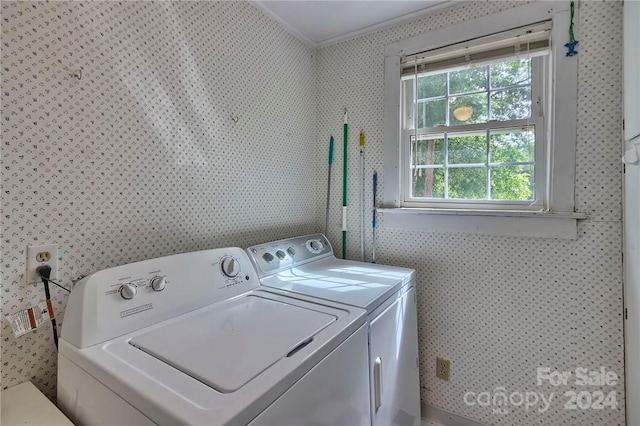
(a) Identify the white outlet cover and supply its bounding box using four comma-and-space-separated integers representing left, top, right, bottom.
27, 244, 58, 284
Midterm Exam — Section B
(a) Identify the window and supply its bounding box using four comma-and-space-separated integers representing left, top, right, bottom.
401, 22, 549, 209
382, 2, 583, 238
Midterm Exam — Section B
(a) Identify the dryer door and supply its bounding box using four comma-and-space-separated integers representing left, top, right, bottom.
369, 287, 421, 426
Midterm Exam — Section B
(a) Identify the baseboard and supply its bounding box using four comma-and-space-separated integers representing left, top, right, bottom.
422, 403, 487, 426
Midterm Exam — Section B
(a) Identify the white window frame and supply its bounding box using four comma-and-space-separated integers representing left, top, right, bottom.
382, 2, 586, 239
401, 56, 546, 209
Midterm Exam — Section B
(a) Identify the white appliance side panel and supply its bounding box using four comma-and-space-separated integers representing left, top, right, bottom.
57, 355, 155, 426
369, 288, 421, 426
625, 162, 640, 426
248, 324, 371, 426
624, 0, 640, 141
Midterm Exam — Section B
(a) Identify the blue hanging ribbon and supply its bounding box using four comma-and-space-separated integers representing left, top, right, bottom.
565, 1, 579, 57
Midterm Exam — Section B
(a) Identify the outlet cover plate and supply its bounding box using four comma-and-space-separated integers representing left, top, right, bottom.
436, 357, 450, 381
27, 244, 58, 284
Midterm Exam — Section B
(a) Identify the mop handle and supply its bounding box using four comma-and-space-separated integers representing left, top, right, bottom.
342, 110, 348, 259
359, 131, 365, 261
372, 172, 377, 228
372, 171, 377, 264
325, 136, 334, 234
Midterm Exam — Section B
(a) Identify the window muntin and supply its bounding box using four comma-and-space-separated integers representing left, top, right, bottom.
402, 55, 545, 207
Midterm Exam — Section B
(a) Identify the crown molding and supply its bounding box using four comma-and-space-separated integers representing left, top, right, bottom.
315, 1, 453, 48
251, 1, 455, 49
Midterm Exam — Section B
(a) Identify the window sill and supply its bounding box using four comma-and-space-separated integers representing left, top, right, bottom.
377, 208, 587, 239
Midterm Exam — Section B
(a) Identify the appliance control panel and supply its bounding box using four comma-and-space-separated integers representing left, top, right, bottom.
61, 247, 260, 348
247, 234, 334, 277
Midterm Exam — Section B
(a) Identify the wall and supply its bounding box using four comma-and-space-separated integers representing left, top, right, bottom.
1, 1, 317, 397
1, 1, 626, 425
315, 1, 625, 425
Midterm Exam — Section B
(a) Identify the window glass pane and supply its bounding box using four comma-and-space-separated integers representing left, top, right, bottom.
449, 93, 488, 125
448, 167, 487, 200
448, 133, 486, 164
490, 87, 531, 120
490, 165, 535, 201
418, 99, 446, 128
490, 59, 531, 89
490, 127, 535, 164
418, 73, 446, 99
449, 65, 488, 95
412, 167, 444, 198
411, 135, 445, 165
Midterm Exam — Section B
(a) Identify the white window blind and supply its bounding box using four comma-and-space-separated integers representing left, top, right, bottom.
401, 21, 552, 76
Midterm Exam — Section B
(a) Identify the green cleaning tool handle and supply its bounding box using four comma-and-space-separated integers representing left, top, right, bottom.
328, 136, 334, 165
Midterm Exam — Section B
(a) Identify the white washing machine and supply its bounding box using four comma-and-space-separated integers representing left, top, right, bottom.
57, 247, 371, 425
247, 234, 421, 426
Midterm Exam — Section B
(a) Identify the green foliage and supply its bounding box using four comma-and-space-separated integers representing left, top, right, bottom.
449, 167, 487, 199
491, 165, 534, 200
449, 66, 487, 94
411, 58, 536, 201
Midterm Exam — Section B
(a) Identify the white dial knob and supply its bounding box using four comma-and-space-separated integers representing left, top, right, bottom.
120, 283, 137, 300
306, 239, 324, 253
151, 276, 166, 291
221, 256, 240, 278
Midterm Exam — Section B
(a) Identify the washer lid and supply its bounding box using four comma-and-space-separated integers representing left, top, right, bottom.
129, 295, 336, 393
259, 258, 415, 312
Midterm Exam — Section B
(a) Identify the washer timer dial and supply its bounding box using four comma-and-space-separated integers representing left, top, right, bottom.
306, 239, 324, 253
220, 256, 240, 278
120, 283, 137, 300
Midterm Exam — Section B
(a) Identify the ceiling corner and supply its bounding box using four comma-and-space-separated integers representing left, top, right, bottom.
251, 1, 318, 48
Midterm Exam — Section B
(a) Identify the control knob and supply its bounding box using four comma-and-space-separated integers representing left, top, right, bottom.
221, 256, 240, 278
263, 252, 275, 263
287, 247, 296, 257
306, 239, 324, 253
276, 250, 286, 260
151, 276, 166, 291
120, 283, 137, 300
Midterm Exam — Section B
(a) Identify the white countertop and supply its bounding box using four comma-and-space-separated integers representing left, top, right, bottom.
1, 381, 73, 426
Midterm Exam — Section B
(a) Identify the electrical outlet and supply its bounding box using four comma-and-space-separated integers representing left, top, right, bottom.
27, 244, 58, 284
35, 251, 51, 262
436, 357, 450, 381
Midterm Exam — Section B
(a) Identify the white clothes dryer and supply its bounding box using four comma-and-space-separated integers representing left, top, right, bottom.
247, 234, 421, 426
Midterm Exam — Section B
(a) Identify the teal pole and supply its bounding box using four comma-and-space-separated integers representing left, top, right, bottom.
325, 136, 334, 235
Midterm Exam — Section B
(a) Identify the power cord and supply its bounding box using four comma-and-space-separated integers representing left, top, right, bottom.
37, 267, 71, 293
36, 265, 67, 350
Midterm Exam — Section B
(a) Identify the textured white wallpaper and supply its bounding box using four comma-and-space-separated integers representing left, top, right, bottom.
1, 1, 317, 397
1, 1, 626, 426
315, 1, 625, 425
